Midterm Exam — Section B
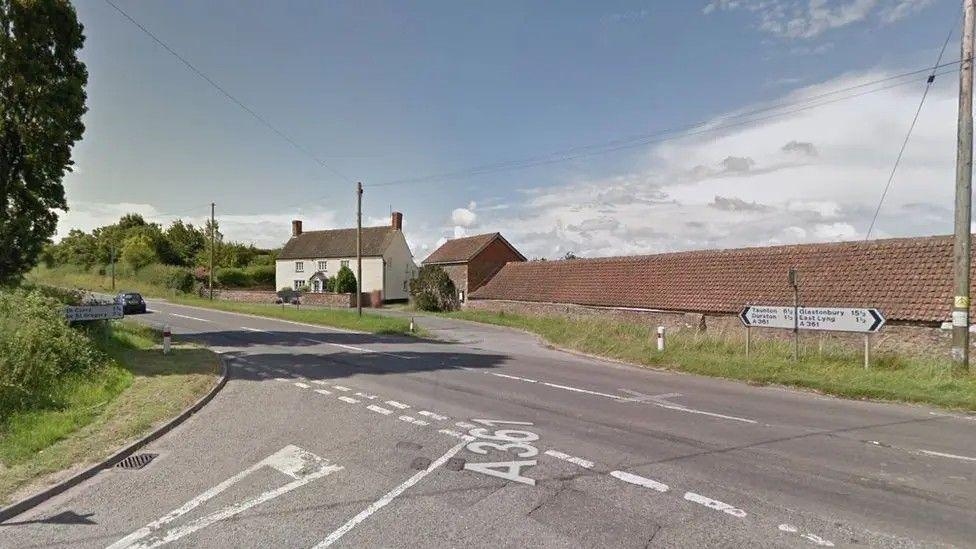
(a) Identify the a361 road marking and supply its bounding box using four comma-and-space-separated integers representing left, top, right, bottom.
462, 419, 539, 486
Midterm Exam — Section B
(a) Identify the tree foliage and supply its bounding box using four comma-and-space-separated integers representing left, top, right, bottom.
0, 0, 88, 284
409, 265, 459, 311
333, 265, 357, 293
121, 234, 156, 271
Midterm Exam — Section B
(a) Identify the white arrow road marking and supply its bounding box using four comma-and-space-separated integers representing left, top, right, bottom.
169, 313, 211, 322
107, 445, 340, 549
313, 440, 467, 548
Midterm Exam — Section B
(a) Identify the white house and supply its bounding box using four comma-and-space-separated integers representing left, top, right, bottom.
275, 212, 417, 301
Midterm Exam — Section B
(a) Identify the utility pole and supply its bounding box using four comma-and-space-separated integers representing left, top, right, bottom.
953, 0, 975, 372
209, 202, 215, 301
356, 182, 363, 317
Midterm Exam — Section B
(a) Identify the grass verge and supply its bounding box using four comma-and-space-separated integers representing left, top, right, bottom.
0, 322, 219, 505
443, 310, 976, 411
29, 266, 418, 336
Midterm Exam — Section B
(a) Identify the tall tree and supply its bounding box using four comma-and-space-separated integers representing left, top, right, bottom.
0, 0, 87, 285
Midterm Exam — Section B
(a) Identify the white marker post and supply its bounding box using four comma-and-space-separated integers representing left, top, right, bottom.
656, 326, 665, 352
163, 325, 171, 355
409, 317, 415, 333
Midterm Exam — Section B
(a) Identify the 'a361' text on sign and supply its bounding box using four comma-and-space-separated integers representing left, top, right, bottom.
739, 306, 885, 333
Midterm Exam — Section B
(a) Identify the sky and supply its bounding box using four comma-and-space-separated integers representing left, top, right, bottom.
60, 0, 963, 261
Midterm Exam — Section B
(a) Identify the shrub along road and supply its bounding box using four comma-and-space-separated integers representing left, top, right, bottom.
0, 299, 973, 547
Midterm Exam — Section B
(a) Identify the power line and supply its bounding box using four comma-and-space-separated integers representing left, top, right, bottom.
865, 17, 959, 240
367, 62, 963, 188
103, 0, 352, 185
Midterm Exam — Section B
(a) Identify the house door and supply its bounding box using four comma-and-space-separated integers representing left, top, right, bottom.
312, 279, 321, 293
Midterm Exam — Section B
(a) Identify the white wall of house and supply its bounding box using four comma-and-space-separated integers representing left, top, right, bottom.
275, 257, 385, 293
381, 232, 418, 301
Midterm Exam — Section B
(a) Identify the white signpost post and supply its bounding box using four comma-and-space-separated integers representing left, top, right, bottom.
64, 303, 124, 322
739, 305, 885, 367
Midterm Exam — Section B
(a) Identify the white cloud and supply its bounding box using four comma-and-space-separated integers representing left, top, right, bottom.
451, 207, 477, 227
464, 67, 958, 259
704, 0, 936, 39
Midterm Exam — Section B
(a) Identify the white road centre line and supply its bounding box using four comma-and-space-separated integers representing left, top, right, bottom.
385, 400, 410, 409
294, 382, 310, 389
492, 372, 538, 383
354, 392, 378, 400
417, 411, 449, 421
108, 445, 340, 549
170, 313, 211, 322
333, 385, 351, 392
399, 415, 429, 426
313, 440, 468, 548
314, 389, 332, 396
544, 450, 594, 469
367, 405, 393, 415
683, 492, 747, 518
917, 449, 976, 462
778, 524, 835, 547
610, 470, 669, 492
652, 402, 757, 424
241, 326, 269, 333
337, 396, 360, 404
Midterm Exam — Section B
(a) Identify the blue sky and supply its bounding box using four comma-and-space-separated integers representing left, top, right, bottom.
63, 0, 960, 259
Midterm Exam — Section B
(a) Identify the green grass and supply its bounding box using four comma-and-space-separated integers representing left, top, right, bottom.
30, 265, 419, 336
0, 322, 219, 504
172, 295, 418, 336
443, 310, 976, 411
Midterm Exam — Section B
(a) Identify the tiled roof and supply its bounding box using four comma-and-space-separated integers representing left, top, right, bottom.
279, 226, 395, 260
470, 235, 963, 323
423, 233, 524, 264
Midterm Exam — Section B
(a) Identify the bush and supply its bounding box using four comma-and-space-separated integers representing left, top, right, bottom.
277, 286, 299, 302
245, 264, 275, 287
0, 289, 108, 415
139, 264, 194, 293
215, 267, 249, 288
409, 265, 459, 312
334, 265, 357, 293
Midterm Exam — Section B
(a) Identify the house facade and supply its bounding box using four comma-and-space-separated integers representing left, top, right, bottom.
422, 232, 525, 302
275, 212, 417, 301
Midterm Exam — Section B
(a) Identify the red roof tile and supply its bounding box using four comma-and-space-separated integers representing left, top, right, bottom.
423, 233, 525, 264
469, 235, 964, 323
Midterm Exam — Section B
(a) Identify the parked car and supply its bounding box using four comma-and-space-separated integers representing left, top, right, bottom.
117, 292, 147, 314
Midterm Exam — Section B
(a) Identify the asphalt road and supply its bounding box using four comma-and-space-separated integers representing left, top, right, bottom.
2, 300, 975, 548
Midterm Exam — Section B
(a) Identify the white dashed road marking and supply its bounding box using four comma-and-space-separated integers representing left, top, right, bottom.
333, 385, 351, 392
314, 389, 332, 396
683, 492, 747, 518
241, 326, 269, 333
455, 421, 477, 429
917, 449, 976, 462
544, 450, 594, 469
492, 372, 538, 383
417, 411, 449, 421
337, 396, 360, 404
170, 313, 211, 322
354, 392, 378, 400
385, 400, 410, 409
399, 415, 429, 426
294, 382, 310, 389
610, 470, 669, 492
367, 405, 393, 415
312, 380, 330, 386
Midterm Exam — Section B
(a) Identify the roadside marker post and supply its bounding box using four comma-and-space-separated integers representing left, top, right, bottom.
656, 326, 665, 352
864, 334, 871, 369
409, 317, 415, 333
163, 325, 171, 355
745, 326, 751, 357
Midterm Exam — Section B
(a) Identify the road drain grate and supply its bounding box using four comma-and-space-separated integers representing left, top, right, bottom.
116, 453, 158, 470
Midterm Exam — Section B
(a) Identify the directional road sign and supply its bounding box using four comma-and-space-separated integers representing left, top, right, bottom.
739, 305, 885, 333
65, 303, 124, 322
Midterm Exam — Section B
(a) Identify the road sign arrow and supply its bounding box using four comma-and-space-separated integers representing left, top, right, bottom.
868, 309, 885, 332
739, 306, 750, 326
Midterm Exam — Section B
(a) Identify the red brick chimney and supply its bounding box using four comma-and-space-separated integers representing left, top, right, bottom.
291, 219, 303, 237
391, 211, 403, 231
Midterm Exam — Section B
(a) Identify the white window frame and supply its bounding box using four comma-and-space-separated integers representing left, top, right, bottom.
317, 260, 327, 271
340, 259, 350, 269
295, 261, 304, 273
293, 279, 306, 291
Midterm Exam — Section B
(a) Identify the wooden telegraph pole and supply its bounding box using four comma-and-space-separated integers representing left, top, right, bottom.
356, 182, 363, 317
953, 0, 975, 372
209, 202, 215, 300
